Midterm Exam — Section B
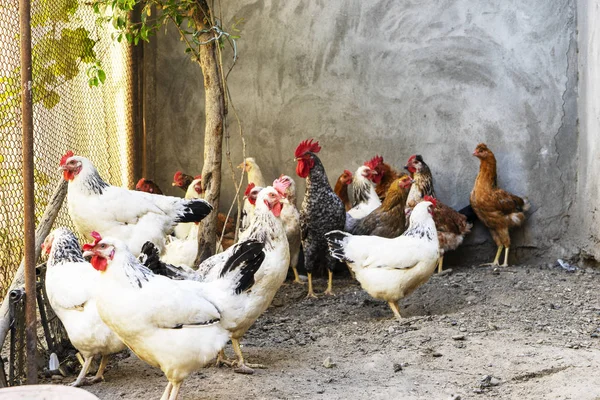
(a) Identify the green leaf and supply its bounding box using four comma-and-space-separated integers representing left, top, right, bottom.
97, 69, 106, 84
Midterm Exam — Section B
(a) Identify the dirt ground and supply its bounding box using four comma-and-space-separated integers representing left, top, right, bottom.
62, 263, 600, 400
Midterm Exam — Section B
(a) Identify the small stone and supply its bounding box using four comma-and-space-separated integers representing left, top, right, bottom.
452, 335, 465, 341
465, 295, 477, 303
51, 375, 63, 381
316, 389, 325, 394
323, 357, 336, 368
388, 326, 395, 334
393, 363, 403, 373
449, 395, 461, 400
432, 351, 443, 358
459, 326, 467, 332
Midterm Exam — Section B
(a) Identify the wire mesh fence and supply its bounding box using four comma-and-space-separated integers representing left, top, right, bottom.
0, 0, 136, 301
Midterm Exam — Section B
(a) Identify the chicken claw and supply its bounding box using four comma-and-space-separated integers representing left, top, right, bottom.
215, 349, 233, 367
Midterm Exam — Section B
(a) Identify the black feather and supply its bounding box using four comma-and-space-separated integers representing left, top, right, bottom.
220, 240, 266, 294
324, 230, 353, 263
175, 199, 213, 223
139, 241, 184, 279
458, 204, 478, 223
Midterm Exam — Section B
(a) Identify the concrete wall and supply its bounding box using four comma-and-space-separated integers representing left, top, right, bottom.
144, 0, 582, 264
574, 0, 600, 265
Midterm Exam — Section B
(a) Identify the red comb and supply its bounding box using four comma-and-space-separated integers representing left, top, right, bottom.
244, 183, 256, 197
273, 177, 291, 196
294, 139, 321, 158
343, 169, 353, 176
136, 178, 146, 188
423, 195, 437, 207
364, 155, 384, 170
82, 231, 102, 251
194, 175, 202, 180
173, 171, 182, 180
60, 150, 74, 166
407, 154, 417, 163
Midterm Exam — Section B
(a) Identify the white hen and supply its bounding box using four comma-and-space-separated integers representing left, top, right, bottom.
140, 186, 290, 374
83, 232, 265, 400
60, 151, 212, 256
43, 228, 126, 387
326, 200, 439, 320
173, 176, 204, 240
345, 165, 381, 232
238, 183, 263, 237
273, 175, 302, 284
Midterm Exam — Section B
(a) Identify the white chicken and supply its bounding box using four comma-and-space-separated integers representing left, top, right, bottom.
273, 175, 302, 284
345, 165, 381, 232
141, 186, 290, 374
82, 232, 265, 400
42, 228, 126, 387
173, 176, 203, 240
59, 151, 212, 256
238, 157, 266, 187
326, 199, 439, 320
239, 183, 263, 236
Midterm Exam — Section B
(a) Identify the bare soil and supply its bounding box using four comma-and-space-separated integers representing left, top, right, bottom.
64, 263, 600, 399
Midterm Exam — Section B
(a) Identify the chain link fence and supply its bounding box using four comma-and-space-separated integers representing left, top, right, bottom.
0, 0, 136, 300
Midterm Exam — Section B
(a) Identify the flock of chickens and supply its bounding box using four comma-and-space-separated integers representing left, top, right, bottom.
41, 141, 529, 399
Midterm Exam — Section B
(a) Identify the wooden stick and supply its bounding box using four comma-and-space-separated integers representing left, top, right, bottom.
0, 179, 67, 349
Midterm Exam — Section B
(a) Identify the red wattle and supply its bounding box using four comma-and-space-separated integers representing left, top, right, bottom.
90, 255, 107, 271
272, 202, 283, 217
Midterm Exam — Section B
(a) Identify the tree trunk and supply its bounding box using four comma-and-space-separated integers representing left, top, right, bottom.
193, 0, 225, 264
0, 179, 67, 349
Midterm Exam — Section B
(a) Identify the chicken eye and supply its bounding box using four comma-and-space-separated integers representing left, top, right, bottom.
100, 244, 106, 249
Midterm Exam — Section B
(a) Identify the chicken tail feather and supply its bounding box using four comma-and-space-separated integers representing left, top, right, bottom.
325, 230, 354, 263
139, 241, 191, 280
176, 199, 213, 223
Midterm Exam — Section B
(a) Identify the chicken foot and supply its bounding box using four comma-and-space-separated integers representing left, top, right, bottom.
437, 255, 444, 274
480, 245, 503, 266
291, 266, 305, 285
323, 270, 335, 296
306, 273, 318, 298
502, 246, 510, 267
215, 349, 234, 367
90, 355, 109, 383
231, 338, 265, 375
388, 301, 403, 320
70, 356, 93, 387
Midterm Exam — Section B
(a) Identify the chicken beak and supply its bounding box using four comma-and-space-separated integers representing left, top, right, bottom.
82, 249, 95, 258
171, 182, 177, 186
472, 151, 478, 156
58, 165, 66, 171
237, 162, 245, 170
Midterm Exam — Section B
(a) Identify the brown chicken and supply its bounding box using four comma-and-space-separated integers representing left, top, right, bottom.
172, 171, 197, 192
334, 169, 353, 211
216, 213, 236, 251
470, 143, 530, 266
135, 178, 163, 195
352, 175, 413, 237
366, 155, 402, 200
405, 155, 472, 273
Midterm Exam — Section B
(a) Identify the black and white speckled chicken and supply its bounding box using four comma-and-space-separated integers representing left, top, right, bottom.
295, 139, 346, 297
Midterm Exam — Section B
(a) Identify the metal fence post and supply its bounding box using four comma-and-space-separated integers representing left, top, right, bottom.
18, 0, 37, 384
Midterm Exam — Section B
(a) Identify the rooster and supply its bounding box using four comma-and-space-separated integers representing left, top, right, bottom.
59, 151, 212, 256
295, 139, 345, 297
42, 228, 126, 387
172, 171, 196, 193
238, 157, 266, 187
135, 178, 163, 195
141, 186, 290, 374
239, 183, 264, 236
368, 155, 403, 200
83, 232, 264, 399
405, 155, 472, 273
274, 175, 303, 284
334, 170, 353, 211
470, 143, 530, 266
325, 200, 439, 320
345, 164, 381, 232
352, 175, 413, 237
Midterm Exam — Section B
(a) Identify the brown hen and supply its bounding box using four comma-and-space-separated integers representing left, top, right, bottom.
405, 155, 472, 273
352, 175, 413, 237
366, 155, 403, 200
334, 169, 353, 211
470, 143, 530, 266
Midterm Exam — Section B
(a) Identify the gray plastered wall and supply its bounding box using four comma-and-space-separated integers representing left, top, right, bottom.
144, 0, 598, 265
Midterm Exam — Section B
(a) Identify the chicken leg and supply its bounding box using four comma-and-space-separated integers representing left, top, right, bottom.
232, 338, 265, 374
291, 266, 304, 285
502, 246, 510, 267
160, 382, 173, 400
71, 356, 93, 387
481, 245, 503, 266
90, 355, 109, 383
437, 255, 444, 274
323, 270, 335, 296
215, 349, 233, 367
306, 273, 318, 298
168, 381, 182, 400
388, 301, 402, 320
